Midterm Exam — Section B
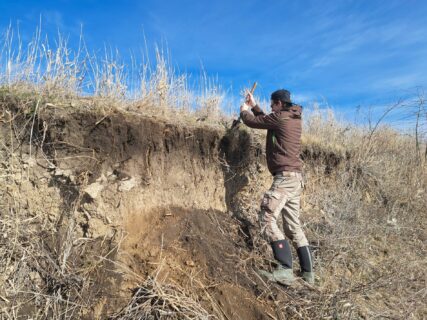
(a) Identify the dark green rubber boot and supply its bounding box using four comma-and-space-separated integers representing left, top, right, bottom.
259, 239, 295, 285
297, 246, 315, 285
258, 265, 295, 285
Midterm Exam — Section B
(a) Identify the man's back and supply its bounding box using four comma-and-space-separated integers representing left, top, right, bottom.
240, 104, 303, 174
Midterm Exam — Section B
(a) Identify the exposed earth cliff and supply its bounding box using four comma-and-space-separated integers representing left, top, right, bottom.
1, 90, 425, 319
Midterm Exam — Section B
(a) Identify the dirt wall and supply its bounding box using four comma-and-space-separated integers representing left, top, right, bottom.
3, 95, 424, 319
0, 100, 277, 319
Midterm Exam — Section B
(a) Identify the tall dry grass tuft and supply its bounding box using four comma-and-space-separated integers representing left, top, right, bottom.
1, 25, 86, 98
0, 25, 224, 120
298, 103, 427, 318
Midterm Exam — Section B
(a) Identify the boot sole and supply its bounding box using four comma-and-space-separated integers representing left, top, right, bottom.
276, 279, 294, 286
257, 270, 294, 286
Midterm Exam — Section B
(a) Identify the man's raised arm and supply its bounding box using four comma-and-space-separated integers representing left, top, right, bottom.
240, 106, 280, 130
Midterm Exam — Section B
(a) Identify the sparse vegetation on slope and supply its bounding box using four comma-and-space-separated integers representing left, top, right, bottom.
0, 27, 426, 319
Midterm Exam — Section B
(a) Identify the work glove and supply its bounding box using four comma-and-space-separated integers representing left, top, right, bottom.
245, 91, 257, 108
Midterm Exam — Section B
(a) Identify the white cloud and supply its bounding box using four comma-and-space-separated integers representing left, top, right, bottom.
373, 73, 426, 90
292, 93, 317, 104
42, 10, 64, 29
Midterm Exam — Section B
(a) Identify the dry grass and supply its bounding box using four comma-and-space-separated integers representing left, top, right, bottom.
0, 25, 226, 123
110, 266, 214, 320
299, 106, 427, 319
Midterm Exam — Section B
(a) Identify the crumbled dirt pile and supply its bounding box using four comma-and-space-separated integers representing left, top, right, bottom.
118, 207, 276, 319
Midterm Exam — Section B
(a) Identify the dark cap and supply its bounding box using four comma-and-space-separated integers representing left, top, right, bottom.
271, 89, 292, 104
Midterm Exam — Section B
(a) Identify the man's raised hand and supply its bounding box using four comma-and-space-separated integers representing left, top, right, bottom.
245, 91, 256, 108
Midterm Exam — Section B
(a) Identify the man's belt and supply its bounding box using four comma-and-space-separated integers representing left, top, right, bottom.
274, 171, 301, 178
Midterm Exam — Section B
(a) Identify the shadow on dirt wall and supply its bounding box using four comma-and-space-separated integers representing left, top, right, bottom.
219, 127, 264, 249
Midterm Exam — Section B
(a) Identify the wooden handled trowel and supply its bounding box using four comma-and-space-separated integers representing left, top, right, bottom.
231, 82, 258, 129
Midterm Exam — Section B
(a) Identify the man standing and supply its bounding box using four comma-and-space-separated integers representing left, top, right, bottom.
240, 89, 314, 285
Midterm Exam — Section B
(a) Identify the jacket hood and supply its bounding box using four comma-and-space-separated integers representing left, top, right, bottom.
287, 104, 302, 117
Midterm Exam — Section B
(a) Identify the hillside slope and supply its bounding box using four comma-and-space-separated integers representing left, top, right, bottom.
0, 90, 426, 319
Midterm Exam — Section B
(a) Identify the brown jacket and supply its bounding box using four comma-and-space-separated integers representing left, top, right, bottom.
240, 104, 303, 174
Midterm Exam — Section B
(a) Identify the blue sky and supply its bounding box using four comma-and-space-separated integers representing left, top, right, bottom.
1, 0, 427, 123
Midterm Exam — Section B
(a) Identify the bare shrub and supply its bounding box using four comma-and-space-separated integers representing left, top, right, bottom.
110, 273, 213, 320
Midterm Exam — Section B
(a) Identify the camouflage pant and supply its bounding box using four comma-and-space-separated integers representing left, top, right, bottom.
259, 172, 309, 248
